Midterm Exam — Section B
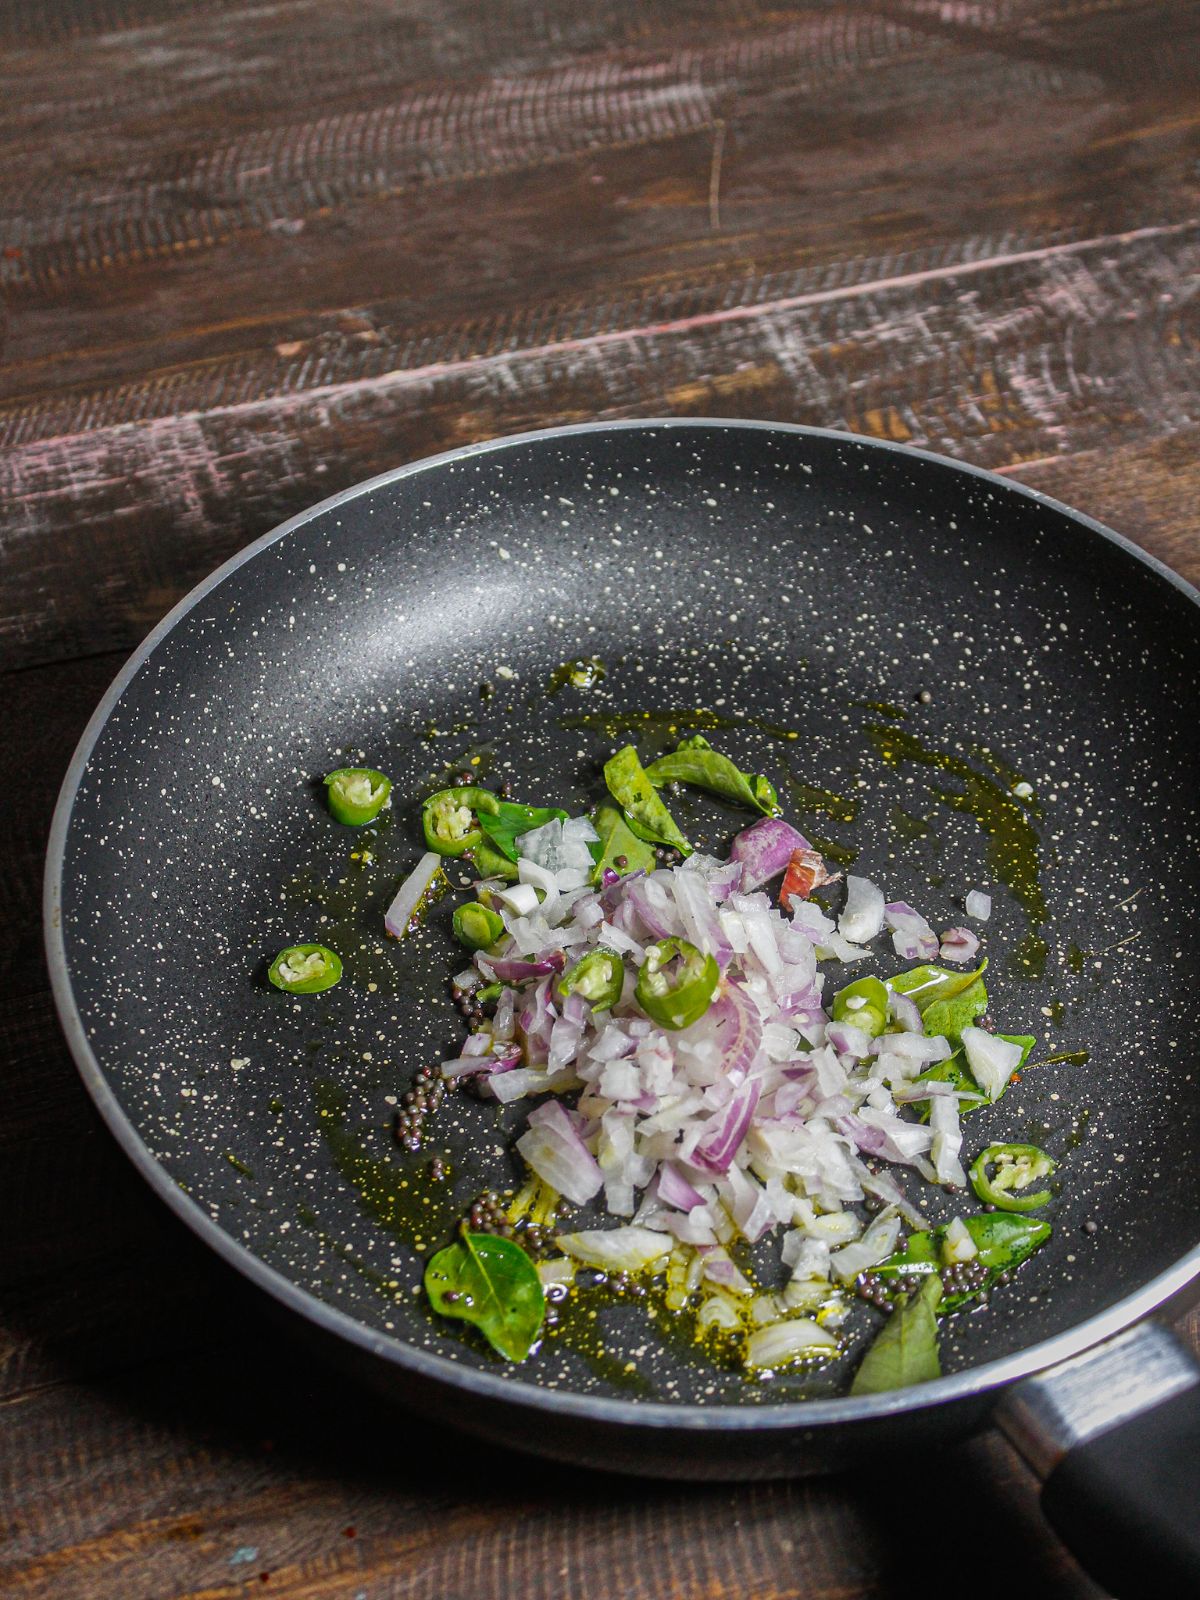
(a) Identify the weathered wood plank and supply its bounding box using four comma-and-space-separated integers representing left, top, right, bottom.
2, 1, 1196, 402
2, 221, 1197, 667
0, 1331, 1123, 1600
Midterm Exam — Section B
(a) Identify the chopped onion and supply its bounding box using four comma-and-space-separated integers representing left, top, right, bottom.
494, 881, 541, 917
965, 890, 992, 921
829, 1211, 902, 1283
962, 1025, 1023, 1101
884, 901, 940, 961
943, 1216, 978, 1262
744, 1318, 839, 1368
420, 818, 1035, 1373
939, 926, 980, 964
516, 1101, 604, 1204
556, 1227, 673, 1272
839, 875, 885, 944
384, 851, 443, 938
731, 817, 811, 892
928, 1093, 968, 1188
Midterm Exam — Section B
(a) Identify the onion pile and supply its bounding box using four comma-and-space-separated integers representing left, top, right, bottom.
438, 817, 988, 1364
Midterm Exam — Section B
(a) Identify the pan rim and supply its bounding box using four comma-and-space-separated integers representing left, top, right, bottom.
44, 417, 1200, 1434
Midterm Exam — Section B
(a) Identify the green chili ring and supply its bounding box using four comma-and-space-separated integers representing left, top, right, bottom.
635, 936, 719, 1030
324, 766, 392, 825
422, 786, 500, 856
831, 975, 890, 1039
969, 1143, 1057, 1212
268, 943, 343, 994
556, 948, 625, 1013
453, 901, 506, 952
470, 838, 519, 882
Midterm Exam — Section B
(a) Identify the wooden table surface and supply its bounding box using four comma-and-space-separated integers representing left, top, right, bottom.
3, 3, 1198, 1595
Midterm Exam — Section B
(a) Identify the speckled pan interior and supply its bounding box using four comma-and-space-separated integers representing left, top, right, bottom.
51, 421, 1200, 1413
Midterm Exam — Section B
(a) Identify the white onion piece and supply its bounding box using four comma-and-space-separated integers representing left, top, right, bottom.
518, 857, 560, 922
888, 990, 923, 1033
745, 1318, 839, 1369
494, 881, 541, 917
943, 1216, 978, 1262
962, 1025, 1023, 1101
556, 1227, 673, 1272
928, 1093, 968, 1188
939, 926, 981, 964
965, 890, 992, 921
829, 1212, 902, 1283
816, 933, 872, 964
839, 875, 885, 944
384, 852, 442, 938
698, 1296, 742, 1331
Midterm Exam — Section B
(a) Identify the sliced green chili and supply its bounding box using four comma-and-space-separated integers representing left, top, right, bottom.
324, 767, 391, 825
422, 786, 500, 856
268, 943, 343, 994
453, 902, 505, 952
635, 937, 719, 1030
969, 1143, 1057, 1212
470, 838, 519, 882
604, 745, 691, 856
557, 948, 625, 1012
831, 976, 889, 1039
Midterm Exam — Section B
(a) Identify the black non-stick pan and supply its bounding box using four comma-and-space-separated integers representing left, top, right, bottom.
46, 422, 1200, 1597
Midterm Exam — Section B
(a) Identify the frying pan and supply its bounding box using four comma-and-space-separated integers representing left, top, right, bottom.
46, 421, 1200, 1597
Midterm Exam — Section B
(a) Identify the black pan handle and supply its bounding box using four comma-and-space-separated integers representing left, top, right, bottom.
996, 1321, 1200, 1599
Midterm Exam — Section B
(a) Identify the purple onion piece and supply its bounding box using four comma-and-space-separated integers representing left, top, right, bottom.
888, 990, 922, 1033
939, 926, 981, 964
694, 1080, 761, 1174
489, 952, 566, 984
657, 1162, 707, 1211
730, 817, 811, 892
624, 876, 675, 939
705, 982, 763, 1085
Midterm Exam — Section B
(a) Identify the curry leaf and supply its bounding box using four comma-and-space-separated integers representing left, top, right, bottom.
424, 1230, 545, 1361
921, 976, 989, 1046
851, 1273, 943, 1395
644, 735, 780, 817
604, 746, 691, 855
888, 961, 988, 1013
589, 799, 657, 883
874, 1213, 1051, 1311
476, 802, 569, 863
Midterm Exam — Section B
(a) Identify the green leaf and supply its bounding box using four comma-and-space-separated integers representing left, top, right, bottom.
603, 746, 691, 855
921, 977, 989, 1047
589, 799, 657, 883
476, 802, 569, 863
424, 1231, 545, 1362
965, 1212, 1052, 1270
644, 734, 780, 817
888, 960, 988, 1012
874, 1214, 1051, 1310
851, 1274, 943, 1395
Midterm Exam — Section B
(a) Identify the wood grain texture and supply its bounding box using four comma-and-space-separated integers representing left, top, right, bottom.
2, 2, 1198, 1596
